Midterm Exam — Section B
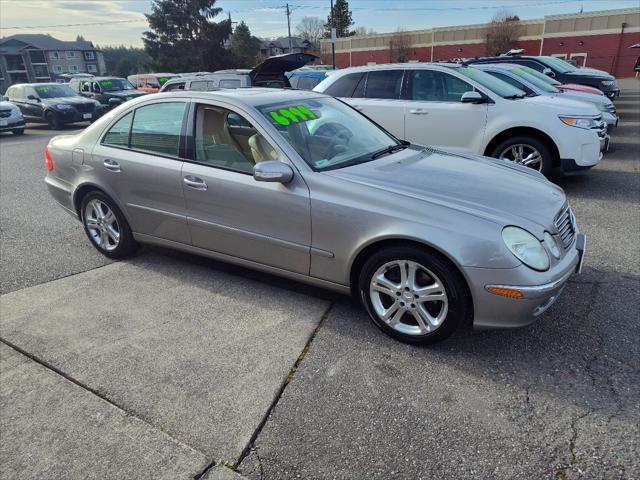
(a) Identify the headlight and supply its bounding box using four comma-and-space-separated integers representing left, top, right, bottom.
601, 80, 615, 86
502, 226, 550, 271
543, 231, 561, 259
55, 104, 74, 110
558, 115, 599, 129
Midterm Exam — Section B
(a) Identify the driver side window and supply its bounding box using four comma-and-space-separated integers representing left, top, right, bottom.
194, 104, 277, 174
81, 82, 91, 93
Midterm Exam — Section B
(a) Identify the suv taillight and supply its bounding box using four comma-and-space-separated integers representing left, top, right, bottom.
45, 146, 54, 171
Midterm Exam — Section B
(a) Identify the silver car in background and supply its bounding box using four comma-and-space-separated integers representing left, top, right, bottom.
45, 89, 585, 345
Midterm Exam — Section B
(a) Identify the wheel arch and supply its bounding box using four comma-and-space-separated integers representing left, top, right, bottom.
72, 182, 132, 225
483, 127, 560, 167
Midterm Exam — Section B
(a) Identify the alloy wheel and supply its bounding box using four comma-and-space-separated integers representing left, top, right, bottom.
498, 143, 543, 171
84, 199, 120, 251
369, 260, 449, 336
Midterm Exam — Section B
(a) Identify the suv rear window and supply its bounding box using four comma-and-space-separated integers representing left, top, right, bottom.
365, 70, 403, 99
322, 72, 364, 97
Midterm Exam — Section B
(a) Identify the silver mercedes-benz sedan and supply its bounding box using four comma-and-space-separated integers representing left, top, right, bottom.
45, 88, 585, 345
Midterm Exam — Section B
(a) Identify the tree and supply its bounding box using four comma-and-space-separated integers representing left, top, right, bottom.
323, 0, 354, 38
389, 29, 411, 63
143, 0, 235, 73
485, 10, 522, 56
354, 26, 376, 36
230, 21, 261, 68
296, 16, 323, 45
99, 46, 152, 75
76, 35, 86, 42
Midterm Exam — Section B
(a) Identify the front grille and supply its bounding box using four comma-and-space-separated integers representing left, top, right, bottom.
554, 206, 576, 249
75, 103, 94, 113
0, 110, 11, 118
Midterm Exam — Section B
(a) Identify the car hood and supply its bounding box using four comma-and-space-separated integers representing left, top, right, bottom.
41, 96, 98, 107
326, 147, 566, 232
565, 69, 614, 80
250, 53, 318, 83
556, 90, 610, 108
558, 84, 604, 96
109, 91, 147, 98
0, 100, 17, 109
518, 94, 601, 115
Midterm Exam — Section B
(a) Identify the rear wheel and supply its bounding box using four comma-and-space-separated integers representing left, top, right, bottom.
358, 246, 470, 345
80, 191, 137, 259
12, 129, 24, 135
491, 135, 553, 177
45, 111, 62, 130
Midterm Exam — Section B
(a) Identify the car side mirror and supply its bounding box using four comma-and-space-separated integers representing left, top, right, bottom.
543, 68, 555, 78
1, 95, 8, 101
108, 98, 123, 107
460, 91, 486, 104
27, 94, 40, 102
253, 160, 294, 184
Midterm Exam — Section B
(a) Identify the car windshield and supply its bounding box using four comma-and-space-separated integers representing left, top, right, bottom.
519, 66, 562, 86
33, 84, 77, 98
538, 56, 577, 73
99, 79, 135, 91
456, 66, 526, 98
510, 67, 559, 93
257, 96, 402, 171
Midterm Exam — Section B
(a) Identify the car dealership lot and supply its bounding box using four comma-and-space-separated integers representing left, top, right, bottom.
1, 80, 638, 479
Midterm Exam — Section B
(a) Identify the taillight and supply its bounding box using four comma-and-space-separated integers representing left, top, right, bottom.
45, 146, 54, 171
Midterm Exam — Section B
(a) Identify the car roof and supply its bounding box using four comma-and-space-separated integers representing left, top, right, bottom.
328, 62, 462, 75
148, 87, 327, 107
7, 82, 67, 88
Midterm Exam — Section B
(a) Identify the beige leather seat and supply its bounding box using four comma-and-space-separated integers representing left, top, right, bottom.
248, 134, 278, 163
202, 108, 238, 148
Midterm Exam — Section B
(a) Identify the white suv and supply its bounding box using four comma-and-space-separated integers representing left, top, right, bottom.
314, 63, 607, 176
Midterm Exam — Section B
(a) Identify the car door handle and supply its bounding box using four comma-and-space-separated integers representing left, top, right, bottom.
183, 175, 208, 191
103, 159, 121, 172
409, 109, 429, 115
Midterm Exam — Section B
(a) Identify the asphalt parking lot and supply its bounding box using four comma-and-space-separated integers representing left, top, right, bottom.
1, 79, 638, 480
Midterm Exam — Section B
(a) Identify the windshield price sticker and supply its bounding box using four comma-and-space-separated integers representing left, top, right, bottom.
513, 68, 526, 76
268, 105, 317, 126
35, 86, 53, 92
100, 80, 113, 87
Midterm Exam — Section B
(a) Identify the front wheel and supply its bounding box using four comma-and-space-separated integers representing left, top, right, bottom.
491, 135, 553, 177
45, 111, 62, 130
358, 246, 470, 345
80, 191, 137, 259
12, 129, 24, 135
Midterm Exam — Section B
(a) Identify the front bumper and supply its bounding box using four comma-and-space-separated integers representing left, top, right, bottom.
602, 112, 618, 130
465, 234, 584, 329
54, 108, 98, 124
0, 117, 25, 132
604, 89, 620, 99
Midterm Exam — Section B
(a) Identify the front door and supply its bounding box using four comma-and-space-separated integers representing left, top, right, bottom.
90, 100, 190, 244
403, 69, 488, 153
181, 103, 311, 275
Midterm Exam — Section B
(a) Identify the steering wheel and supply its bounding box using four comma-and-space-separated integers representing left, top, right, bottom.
314, 122, 353, 143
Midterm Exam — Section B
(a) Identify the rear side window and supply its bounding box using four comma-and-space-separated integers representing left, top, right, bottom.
103, 112, 133, 147
189, 80, 208, 91
164, 82, 185, 91
365, 70, 403, 99
218, 79, 241, 88
323, 72, 364, 97
406, 70, 472, 102
297, 76, 322, 90
130, 103, 186, 156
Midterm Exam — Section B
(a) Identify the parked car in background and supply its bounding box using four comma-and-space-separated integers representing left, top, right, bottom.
514, 65, 605, 96
128, 73, 176, 93
314, 63, 607, 177
466, 55, 620, 99
44, 88, 586, 345
287, 69, 329, 90
5, 83, 104, 129
0, 96, 25, 135
69, 77, 147, 109
159, 53, 318, 92
474, 64, 618, 129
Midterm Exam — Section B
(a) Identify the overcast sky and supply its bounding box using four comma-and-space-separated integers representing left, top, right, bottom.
1, 0, 638, 48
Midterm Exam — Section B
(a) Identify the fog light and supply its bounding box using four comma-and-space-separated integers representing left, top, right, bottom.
486, 286, 524, 299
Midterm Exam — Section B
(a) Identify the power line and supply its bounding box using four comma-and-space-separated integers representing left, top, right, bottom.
1, 19, 144, 30
287, 0, 577, 12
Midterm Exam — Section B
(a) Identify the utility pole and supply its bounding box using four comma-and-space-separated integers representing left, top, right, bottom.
286, 4, 292, 53
330, 0, 336, 69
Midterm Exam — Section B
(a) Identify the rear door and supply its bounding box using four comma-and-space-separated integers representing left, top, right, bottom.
90, 100, 190, 244
347, 69, 406, 140
402, 69, 488, 153
181, 102, 311, 275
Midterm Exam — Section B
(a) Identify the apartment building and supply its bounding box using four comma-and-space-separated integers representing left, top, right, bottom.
0, 34, 106, 92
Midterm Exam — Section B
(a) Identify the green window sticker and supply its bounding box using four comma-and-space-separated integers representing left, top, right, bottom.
100, 80, 113, 87
268, 105, 317, 126
513, 68, 526, 76
158, 76, 169, 85
35, 86, 53, 92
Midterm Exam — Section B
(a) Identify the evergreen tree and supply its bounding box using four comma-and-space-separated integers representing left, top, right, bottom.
143, 0, 235, 73
323, 0, 354, 38
230, 21, 261, 68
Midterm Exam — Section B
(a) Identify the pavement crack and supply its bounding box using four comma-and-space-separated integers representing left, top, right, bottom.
0, 337, 207, 458
234, 301, 336, 469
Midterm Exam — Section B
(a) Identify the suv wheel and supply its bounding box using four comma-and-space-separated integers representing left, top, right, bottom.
12, 128, 24, 135
358, 246, 470, 345
491, 135, 553, 177
45, 111, 62, 130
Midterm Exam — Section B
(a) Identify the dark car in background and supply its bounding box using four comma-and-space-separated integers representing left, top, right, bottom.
69, 77, 147, 108
5, 83, 104, 129
466, 55, 620, 99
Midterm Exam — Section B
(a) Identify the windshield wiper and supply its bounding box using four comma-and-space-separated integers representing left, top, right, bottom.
371, 143, 409, 160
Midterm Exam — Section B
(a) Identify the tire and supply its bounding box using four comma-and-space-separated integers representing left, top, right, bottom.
12, 129, 24, 135
45, 111, 62, 130
358, 246, 470, 345
490, 135, 553, 177
80, 190, 137, 259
